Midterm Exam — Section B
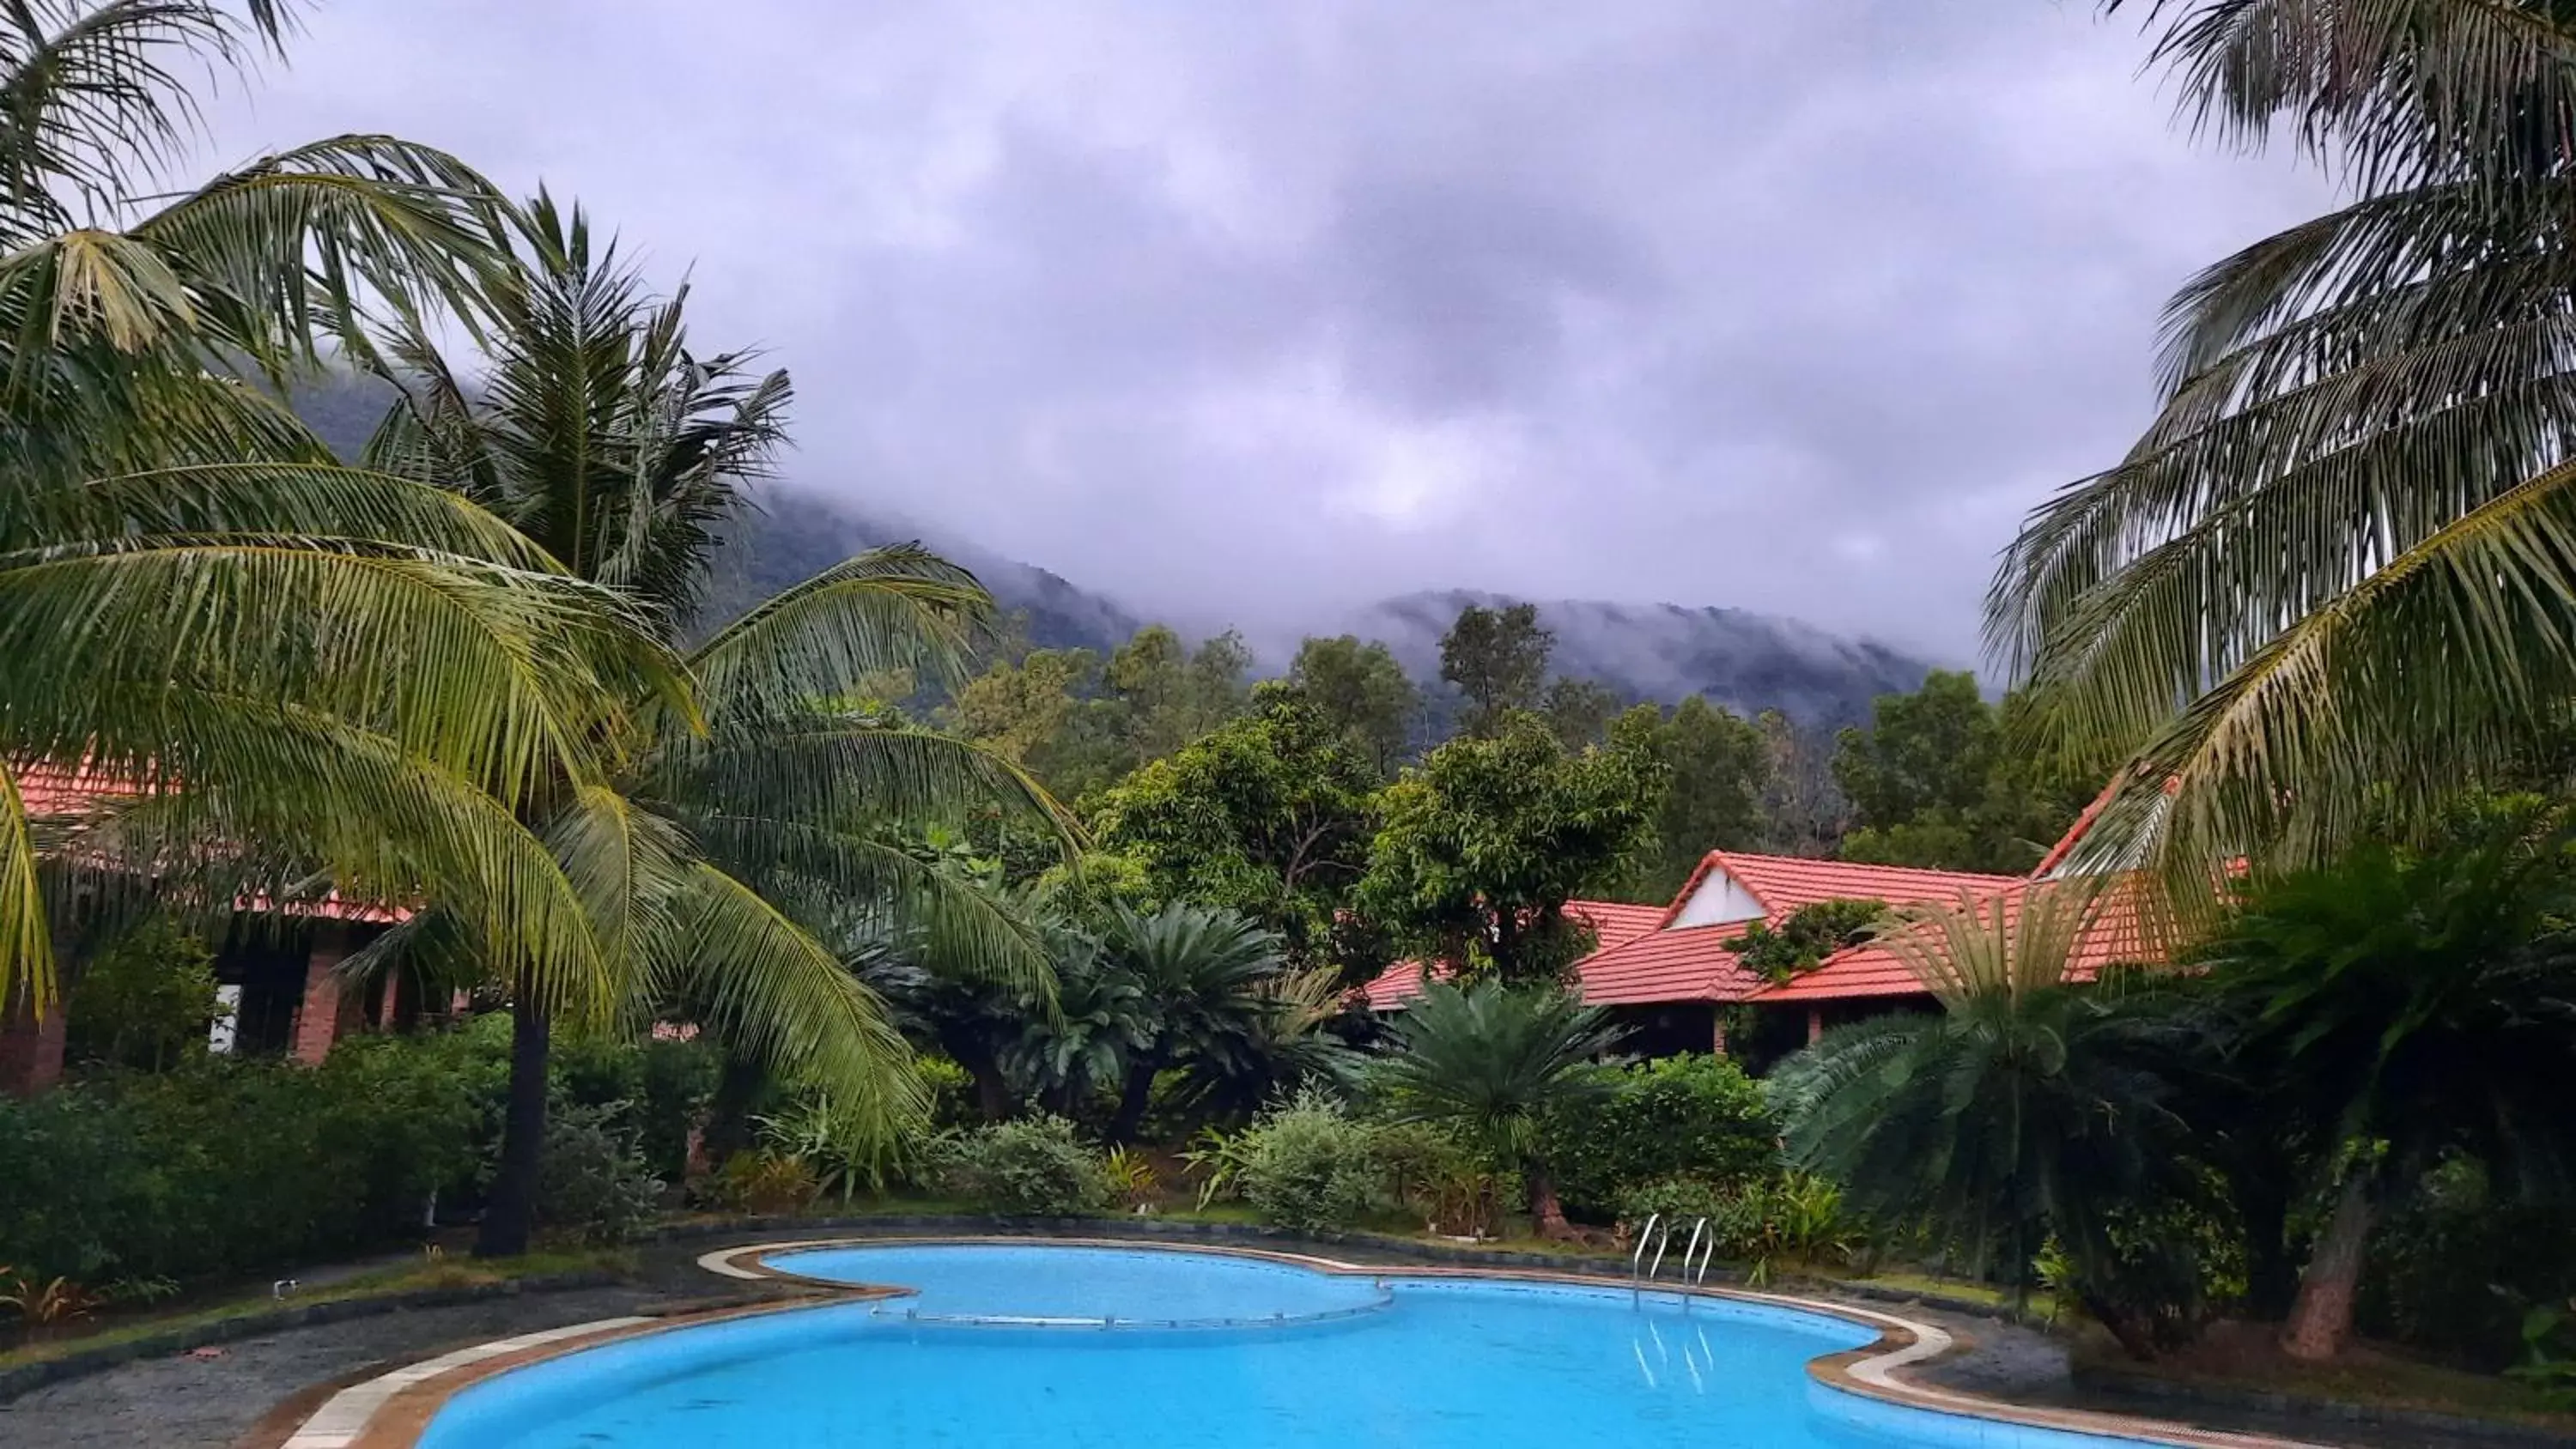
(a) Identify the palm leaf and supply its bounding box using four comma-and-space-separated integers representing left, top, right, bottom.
671, 862, 925, 1146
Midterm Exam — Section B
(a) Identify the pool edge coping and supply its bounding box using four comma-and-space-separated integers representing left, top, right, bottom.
263, 1234, 2330, 1449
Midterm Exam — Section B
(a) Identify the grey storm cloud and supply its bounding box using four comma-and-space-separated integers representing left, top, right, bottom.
210, 0, 2333, 661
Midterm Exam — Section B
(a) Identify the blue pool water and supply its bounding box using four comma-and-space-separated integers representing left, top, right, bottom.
416, 1245, 2166, 1449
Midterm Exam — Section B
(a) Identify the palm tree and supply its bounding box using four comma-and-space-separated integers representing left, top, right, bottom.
1771, 884, 2208, 1356
1100, 904, 1285, 1143
2188, 803, 2576, 1360
1991, 3, 2576, 881
358, 199, 1064, 1254
2, 2, 656, 1019
1003, 925, 1147, 1119
1374, 980, 1624, 1236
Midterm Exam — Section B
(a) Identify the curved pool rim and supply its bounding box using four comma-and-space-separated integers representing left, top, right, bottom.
263, 1234, 2323, 1449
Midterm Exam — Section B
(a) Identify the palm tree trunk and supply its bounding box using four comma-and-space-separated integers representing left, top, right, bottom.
1527, 1164, 1571, 1238
2281, 1173, 2376, 1361
1108, 1053, 1161, 1144
476, 993, 550, 1258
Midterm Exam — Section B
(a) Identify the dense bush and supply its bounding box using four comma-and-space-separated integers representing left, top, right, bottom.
532, 1102, 665, 1245
1236, 1092, 1383, 1233
713, 1151, 823, 1215
2361, 1162, 2576, 1369
1542, 1054, 1778, 1222
930, 1115, 1113, 1216
0, 1031, 496, 1287
63, 919, 228, 1072
1616, 1171, 1857, 1278
550, 1029, 718, 1182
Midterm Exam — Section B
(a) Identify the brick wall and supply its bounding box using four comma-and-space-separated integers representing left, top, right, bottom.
290, 927, 349, 1066
0, 980, 65, 1095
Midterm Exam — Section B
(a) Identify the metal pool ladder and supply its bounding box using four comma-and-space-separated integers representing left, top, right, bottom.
1630, 1214, 1718, 1310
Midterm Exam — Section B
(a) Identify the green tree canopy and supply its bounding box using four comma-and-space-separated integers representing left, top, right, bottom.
1615, 698, 1771, 900
0, 1, 657, 1017
1439, 602, 1553, 737
1358, 713, 1664, 984
1086, 685, 1383, 972
1832, 672, 2094, 875
1539, 677, 1622, 751
1286, 634, 1418, 774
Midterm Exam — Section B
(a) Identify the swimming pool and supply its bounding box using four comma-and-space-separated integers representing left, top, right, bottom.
413, 1243, 2183, 1448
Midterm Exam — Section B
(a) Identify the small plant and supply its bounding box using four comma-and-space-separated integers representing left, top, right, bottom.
100, 1275, 180, 1308
1, 1268, 100, 1325
1181, 1125, 1257, 1210
2506, 1301, 2576, 1409
756, 1091, 897, 1203
1102, 1147, 1159, 1208
714, 1151, 823, 1216
2032, 1239, 2075, 1327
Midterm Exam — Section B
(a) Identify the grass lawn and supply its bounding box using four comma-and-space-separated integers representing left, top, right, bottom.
0, 1248, 633, 1371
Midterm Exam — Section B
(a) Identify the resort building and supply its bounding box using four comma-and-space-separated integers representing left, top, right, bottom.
0, 767, 415, 1094
1360, 794, 2157, 1068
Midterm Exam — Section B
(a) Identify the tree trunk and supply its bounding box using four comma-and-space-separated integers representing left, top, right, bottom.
2080, 1287, 2161, 1362
2281, 1173, 2376, 1361
2236, 1170, 2299, 1321
700, 1051, 767, 1169
1108, 1054, 1160, 1145
476, 995, 550, 1258
1527, 1165, 1571, 1238
971, 1062, 1013, 1121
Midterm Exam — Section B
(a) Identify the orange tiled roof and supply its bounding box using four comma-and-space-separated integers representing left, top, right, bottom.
1358, 899, 1662, 1009
1356, 854, 2023, 1011
1572, 852, 2022, 1007
9, 764, 406, 925
1744, 873, 2165, 1003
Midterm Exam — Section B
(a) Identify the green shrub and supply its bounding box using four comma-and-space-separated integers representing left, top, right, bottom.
931, 1114, 1112, 1216
64, 919, 227, 1072
713, 1151, 823, 1215
2362, 1161, 2576, 1368
1237, 1092, 1382, 1234
1617, 1171, 1858, 1282
914, 1054, 978, 1130
0, 1028, 497, 1286
634, 1036, 720, 1181
532, 1102, 665, 1246
1542, 1053, 1779, 1222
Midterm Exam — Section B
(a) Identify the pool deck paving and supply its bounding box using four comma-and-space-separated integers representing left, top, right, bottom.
0, 1230, 2557, 1449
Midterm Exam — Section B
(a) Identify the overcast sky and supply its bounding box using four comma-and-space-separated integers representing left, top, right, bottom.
214, 1, 2331, 662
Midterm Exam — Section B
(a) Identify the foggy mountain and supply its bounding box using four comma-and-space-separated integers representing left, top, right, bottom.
722, 488, 1934, 723
288, 374, 1932, 720
1346, 591, 1931, 724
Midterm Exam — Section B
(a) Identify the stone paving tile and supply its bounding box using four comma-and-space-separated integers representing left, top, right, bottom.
0, 1286, 674, 1449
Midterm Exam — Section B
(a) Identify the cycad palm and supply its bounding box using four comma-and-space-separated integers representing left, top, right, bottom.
1771, 885, 2204, 1354
1, 2, 658, 1020
1994, 2, 2576, 878
1101, 904, 1285, 1143
2188, 804, 2576, 1359
1375, 981, 1624, 1234
361, 199, 1065, 1253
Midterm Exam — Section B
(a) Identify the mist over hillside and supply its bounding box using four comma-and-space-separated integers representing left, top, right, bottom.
283, 372, 1932, 720
722, 488, 1935, 722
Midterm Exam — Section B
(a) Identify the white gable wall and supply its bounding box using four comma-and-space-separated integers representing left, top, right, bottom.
1666, 866, 1766, 928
